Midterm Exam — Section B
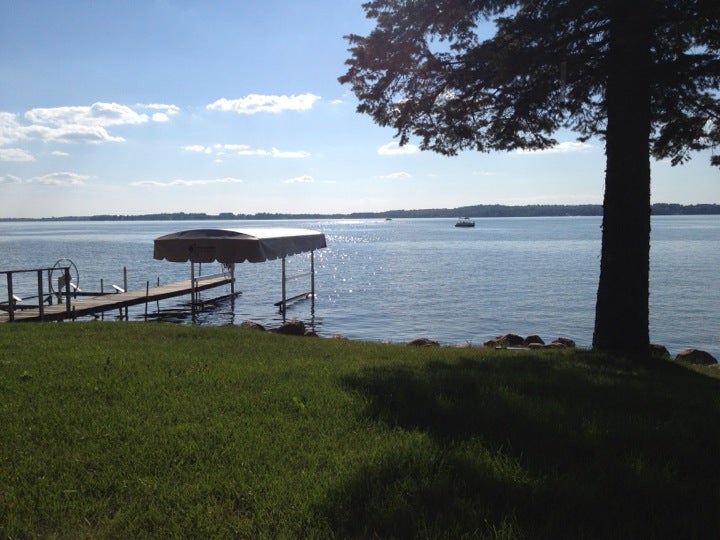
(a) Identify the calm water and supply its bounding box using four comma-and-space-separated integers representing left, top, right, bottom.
1, 216, 718, 359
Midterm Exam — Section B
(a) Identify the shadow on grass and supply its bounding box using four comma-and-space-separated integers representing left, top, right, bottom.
314, 354, 720, 539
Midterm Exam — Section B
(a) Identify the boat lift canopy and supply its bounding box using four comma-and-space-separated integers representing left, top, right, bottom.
153, 228, 327, 264
153, 228, 327, 318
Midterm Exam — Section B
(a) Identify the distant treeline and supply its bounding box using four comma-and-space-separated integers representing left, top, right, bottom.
2, 203, 719, 222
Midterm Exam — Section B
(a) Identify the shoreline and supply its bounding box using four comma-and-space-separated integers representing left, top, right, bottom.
1, 203, 719, 222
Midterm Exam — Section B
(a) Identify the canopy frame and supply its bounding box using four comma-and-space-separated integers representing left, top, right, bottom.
153, 228, 327, 321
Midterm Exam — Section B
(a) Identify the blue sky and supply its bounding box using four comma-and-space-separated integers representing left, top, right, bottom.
1, 0, 717, 218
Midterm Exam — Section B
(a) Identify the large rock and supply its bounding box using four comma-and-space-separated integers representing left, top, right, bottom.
240, 320, 265, 332
550, 337, 576, 348
484, 334, 525, 348
407, 337, 440, 347
524, 335, 545, 346
275, 319, 306, 336
675, 349, 718, 365
649, 343, 671, 359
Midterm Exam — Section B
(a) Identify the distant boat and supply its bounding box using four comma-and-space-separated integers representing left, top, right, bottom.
455, 217, 475, 228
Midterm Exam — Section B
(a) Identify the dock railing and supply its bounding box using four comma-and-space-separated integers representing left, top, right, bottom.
1, 265, 238, 323
1, 266, 72, 322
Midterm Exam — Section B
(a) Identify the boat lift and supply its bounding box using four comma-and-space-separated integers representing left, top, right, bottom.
153, 228, 327, 321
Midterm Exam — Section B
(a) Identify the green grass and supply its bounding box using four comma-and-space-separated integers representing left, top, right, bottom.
1, 322, 718, 539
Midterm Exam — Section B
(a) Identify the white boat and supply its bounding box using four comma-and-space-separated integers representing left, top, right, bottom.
454, 217, 475, 228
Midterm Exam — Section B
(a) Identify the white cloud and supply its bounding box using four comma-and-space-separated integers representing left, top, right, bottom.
51, 150, 69, 156
138, 103, 180, 114
136, 104, 179, 123
183, 144, 212, 153
271, 147, 310, 159
220, 144, 251, 151
207, 93, 321, 114
0, 148, 34, 161
203, 143, 266, 156
0, 102, 157, 146
0, 174, 22, 184
377, 171, 411, 180
237, 148, 271, 156
133, 177, 243, 187
283, 175, 315, 184
515, 141, 592, 155
22, 123, 125, 144
25, 102, 148, 127
378, 141, 419, 155
27, 172, 91, 186
237, 147, 271, 157
0, 112, 22, 145
183, 143, 308, 158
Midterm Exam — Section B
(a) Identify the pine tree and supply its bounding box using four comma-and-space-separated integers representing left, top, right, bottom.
340, 0, 720, 355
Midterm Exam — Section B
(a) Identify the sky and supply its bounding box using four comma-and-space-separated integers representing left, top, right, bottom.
0, 0, 717, 219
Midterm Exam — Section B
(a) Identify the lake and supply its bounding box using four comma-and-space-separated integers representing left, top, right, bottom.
1, 216, 718, 359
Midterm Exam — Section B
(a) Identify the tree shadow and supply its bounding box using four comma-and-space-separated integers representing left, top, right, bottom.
312, 355, 720, 538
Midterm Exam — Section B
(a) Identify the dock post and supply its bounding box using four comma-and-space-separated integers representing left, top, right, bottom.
6, 272, 14, 322
123, 267, 128, 320
311, 251, 315, 296
64, 267, 72, 317
190, 263, 196, 317
37, 270, 44, 320
310, 250, 316, 314
46, 270, 53, 305
145, 281, 149, 319
281, 257, 287, 321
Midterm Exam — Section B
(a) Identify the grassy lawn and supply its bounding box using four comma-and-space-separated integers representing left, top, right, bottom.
1, 322, 718, 538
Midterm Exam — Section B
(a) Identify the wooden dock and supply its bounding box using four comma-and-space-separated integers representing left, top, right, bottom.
0, 275, 235, 323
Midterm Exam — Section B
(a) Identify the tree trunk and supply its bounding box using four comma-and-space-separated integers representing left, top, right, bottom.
593, 1, 652, 355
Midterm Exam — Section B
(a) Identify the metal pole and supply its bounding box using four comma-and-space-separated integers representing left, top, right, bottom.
281, 257, 286, 321
46, 269, 52, 305
190, 262, 196, 318
123, 267, 128, 320
64, 267, 71, 316
145, 281, 149, 319
37, 270, 44, 320
310, 251, 315, 298
310, 251, 316, 315
7, 272, 14, 322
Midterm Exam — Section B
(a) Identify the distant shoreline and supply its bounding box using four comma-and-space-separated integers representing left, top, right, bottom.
1, 203, 719, 222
